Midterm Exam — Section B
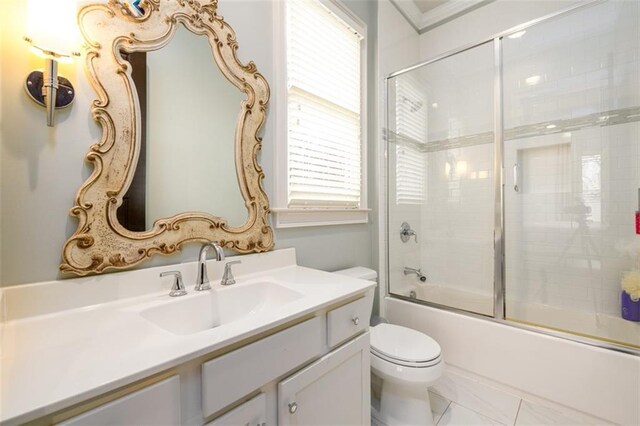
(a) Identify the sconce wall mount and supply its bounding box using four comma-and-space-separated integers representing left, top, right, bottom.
24, 61, 75, 126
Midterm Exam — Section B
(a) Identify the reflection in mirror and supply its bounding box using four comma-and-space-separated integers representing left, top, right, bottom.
117, 26, 247, 231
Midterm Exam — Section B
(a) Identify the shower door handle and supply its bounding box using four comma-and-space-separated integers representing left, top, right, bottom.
513, 163, 519, 192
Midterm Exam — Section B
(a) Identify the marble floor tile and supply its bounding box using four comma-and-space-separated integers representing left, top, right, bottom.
430, 390, 451, 424
431, 371, 521, 425
438, 403, 506, 426
371, 388, 450, 425
515, 399, 614, 426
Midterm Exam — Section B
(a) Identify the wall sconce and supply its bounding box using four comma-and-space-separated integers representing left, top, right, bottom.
23, 0, 80, 127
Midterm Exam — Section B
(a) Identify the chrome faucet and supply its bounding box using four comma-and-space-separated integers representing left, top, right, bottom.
404, 266, 427, 282
196, 242, 225, 291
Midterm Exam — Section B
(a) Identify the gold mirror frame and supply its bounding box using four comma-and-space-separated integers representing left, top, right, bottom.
61, 0, 274, 275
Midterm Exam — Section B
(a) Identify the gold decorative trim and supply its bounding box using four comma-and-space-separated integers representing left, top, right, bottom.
62, 0, 273, 275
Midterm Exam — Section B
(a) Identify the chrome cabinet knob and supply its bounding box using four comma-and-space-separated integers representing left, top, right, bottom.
352, 316, 359, 326
288, 402, 298, 414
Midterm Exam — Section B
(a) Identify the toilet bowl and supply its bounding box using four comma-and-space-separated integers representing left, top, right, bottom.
332, 267, 443, 426
370, 323, 443, 426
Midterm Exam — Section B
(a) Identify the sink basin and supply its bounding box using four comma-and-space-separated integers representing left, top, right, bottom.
140, 281, 303, 335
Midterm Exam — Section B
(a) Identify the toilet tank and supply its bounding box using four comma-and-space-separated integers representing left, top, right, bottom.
333, 267, 377, 282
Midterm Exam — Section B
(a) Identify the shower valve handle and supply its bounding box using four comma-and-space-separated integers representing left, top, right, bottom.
400, 222, 418, 243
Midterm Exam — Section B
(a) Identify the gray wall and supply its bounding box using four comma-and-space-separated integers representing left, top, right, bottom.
0, 0, 378, 286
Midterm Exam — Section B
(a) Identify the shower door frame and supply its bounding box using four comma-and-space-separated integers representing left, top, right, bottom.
383, 0, 639, 356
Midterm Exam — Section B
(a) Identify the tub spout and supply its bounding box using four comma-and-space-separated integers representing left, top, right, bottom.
404, 267, 427, 282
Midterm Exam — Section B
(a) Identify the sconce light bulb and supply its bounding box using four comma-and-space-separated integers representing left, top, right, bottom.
25, 0, 80, 59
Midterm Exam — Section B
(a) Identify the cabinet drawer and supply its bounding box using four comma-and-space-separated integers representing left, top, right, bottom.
59, 376, 181, 425
327, 295, 372, 348
202, 316, 323, 417
205, 393, 266, 426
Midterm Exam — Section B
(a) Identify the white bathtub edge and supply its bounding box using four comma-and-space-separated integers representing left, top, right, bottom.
385, 297, 640, 426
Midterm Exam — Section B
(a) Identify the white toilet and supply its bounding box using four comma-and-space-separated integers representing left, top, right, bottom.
370, 323, 443, 425
333, 267, 444, 426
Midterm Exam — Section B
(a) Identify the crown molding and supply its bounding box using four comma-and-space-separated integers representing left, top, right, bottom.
390, 0, 494, 33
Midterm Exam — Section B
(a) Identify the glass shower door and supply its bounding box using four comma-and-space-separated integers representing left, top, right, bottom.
502, 0, 640, 348
387, 42, 496, 316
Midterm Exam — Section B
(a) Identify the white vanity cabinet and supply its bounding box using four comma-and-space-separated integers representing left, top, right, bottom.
278, 333, 370, 426
15, 292, 373, 426
47, 296, 371, 426
205, 393, 267, 426
1, 249, 376, 426
202, 295, 372, 425
59, 376, 181, 425
201, 317, 324, 417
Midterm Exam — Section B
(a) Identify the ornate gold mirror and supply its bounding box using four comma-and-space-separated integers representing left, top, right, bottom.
61, 0, 273, 275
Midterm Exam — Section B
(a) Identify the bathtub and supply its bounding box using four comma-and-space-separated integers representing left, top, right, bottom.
384, 296, 640, 425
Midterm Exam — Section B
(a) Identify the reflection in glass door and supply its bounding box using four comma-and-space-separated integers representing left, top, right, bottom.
387, 42, 496, 316
502, 0, 640, 348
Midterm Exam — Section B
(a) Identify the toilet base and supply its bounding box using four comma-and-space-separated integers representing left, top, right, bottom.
375, 381, 434, 426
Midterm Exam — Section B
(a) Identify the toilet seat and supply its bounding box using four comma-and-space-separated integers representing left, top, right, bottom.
370, 323, 441, 365
371, 348, 441, 368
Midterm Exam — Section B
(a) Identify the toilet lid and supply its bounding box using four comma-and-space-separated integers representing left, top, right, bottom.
370, 323, 441, 363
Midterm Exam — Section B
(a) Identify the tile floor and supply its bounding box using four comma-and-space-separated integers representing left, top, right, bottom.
427, 368, 613, 426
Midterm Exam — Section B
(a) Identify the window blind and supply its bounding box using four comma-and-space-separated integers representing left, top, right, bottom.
394, 76, 427, 205
286, 0, 364, 209
394, 76, 427, 144
396, 144, 425, 205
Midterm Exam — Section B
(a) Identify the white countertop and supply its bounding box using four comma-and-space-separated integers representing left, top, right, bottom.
0, 249, 375, 425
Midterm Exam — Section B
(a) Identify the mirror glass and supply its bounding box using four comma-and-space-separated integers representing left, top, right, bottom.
117, 25, 248, 231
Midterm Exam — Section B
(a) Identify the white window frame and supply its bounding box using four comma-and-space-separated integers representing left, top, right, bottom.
272, 0, 369, 228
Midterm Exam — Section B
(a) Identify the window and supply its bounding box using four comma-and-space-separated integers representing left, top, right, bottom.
273, 0, 368, 227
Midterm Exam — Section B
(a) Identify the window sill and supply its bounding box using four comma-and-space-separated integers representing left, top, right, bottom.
271, 208, 370, 228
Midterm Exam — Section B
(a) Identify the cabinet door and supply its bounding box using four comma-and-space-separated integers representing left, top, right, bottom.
278, 333, 370, 426
206, 393, 267, 426
59, 376, 181, 425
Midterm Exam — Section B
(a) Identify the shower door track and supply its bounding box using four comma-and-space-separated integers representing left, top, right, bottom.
383, 0, 639, 357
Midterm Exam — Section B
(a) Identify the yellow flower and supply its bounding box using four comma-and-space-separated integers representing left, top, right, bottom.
622, 270, 640, 301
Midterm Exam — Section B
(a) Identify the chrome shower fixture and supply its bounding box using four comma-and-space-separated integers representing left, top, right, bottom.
400, 222, 418, 243
404, 267, 427, 282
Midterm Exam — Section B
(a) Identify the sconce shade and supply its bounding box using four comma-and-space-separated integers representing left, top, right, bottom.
25, 0, 79, 60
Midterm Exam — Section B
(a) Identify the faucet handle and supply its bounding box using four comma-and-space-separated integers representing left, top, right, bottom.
400, 222, 418, 243
221, 260, 242, 286
160, 271, 187, 297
